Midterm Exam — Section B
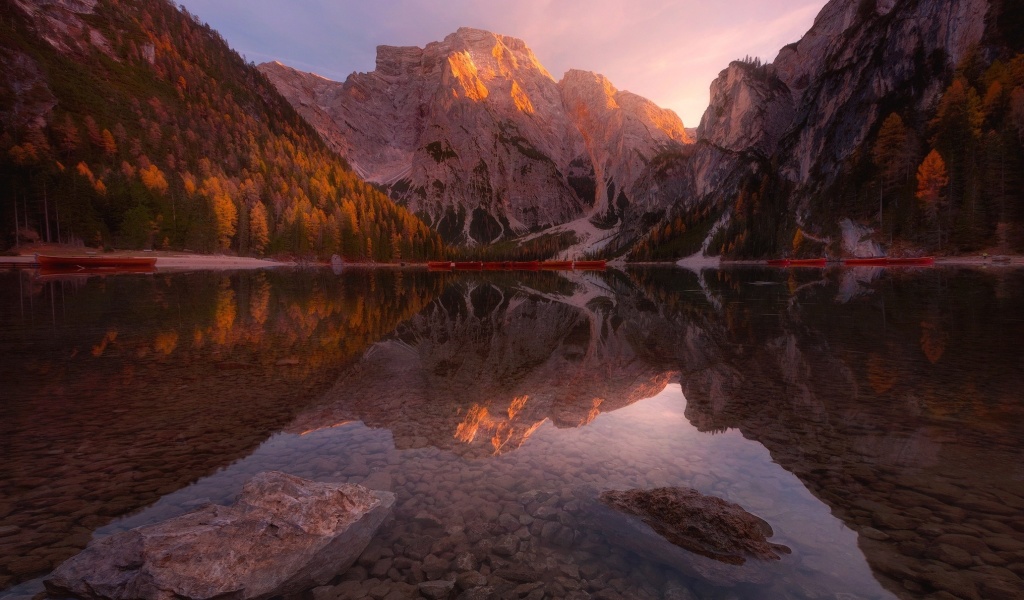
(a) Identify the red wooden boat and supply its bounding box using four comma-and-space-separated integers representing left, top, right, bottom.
540, 261, 573, 270
427, 261, 454, 270
572, 260, 607, 270
453, 261, 484, 270
510, 261, 540, 270
36, 254, 157, 270
787, 258, 827, 267
483, 262, 510, 270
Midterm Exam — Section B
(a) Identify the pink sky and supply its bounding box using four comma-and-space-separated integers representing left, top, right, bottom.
176, 0, 829, 127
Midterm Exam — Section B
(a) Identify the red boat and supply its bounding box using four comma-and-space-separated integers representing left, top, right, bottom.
483, 262, 510, 270
787, 258, 827, 267
573, 260, 607, 270
36, 254, 157, 270
427, 261, 454, 270
510, 261, 540, 270
453, 261, 484, 270
766, 259, 790, 267
540, 261, 573, 270
843, 257, 888, 266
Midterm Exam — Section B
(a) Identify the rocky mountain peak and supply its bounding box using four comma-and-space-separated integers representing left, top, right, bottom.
261, 28, 693, 246
443, 27, 552, 79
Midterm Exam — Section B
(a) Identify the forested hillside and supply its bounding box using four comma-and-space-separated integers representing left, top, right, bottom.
0, 0, 443, 260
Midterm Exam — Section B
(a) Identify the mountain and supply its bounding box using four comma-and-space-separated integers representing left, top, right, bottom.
259, 28, 692, 247
266, 3, 1024, 259
634, 0, 1024, 260
0, 0, 442, 260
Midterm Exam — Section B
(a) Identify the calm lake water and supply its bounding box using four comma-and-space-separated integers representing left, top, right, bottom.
2, 266, 1023, 600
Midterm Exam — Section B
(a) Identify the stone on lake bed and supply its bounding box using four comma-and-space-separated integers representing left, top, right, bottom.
578, 486, 789, 586
600, 487, 790, 565
45, 471, 395, 600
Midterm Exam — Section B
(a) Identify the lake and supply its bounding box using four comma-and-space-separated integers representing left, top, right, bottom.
2, 266, 1023, 600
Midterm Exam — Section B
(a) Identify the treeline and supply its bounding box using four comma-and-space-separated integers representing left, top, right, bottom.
627, 204, 721, 261
0, 0, 444, 260
881, 52, 1024, 252
453, 231, 579, 261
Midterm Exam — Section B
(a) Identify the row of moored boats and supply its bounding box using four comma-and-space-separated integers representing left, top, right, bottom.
428, 260, 607, 271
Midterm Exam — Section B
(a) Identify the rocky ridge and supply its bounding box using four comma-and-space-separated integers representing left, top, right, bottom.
259, 28, 692, 246
687, 0, 993, 244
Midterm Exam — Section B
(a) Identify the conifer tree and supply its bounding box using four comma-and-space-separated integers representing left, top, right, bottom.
916, 150, 949, 246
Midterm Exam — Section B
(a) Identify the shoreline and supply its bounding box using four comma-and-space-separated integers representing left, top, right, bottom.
5, 246, 1022, 271
6, 247, 294, 271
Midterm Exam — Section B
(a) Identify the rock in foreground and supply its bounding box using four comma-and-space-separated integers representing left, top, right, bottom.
600, 487, 789, 565
45, 471, 395, 600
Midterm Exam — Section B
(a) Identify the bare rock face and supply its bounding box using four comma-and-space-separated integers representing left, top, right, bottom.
600, 487, 790, 565
689, 0, 990, 237
45, 472, 395, 600
259, 28, 691, 245
11, 0, 116, 60
559, 69, 691, 228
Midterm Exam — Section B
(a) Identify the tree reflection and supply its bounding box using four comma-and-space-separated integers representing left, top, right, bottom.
0, 268, 445, 586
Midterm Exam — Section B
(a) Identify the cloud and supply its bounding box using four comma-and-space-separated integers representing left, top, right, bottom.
176, 0, 828, 125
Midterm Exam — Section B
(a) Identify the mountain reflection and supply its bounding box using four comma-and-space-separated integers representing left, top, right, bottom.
2, 266, 1022, 598
292, 266, 1024, 599
291, 272, 676, 457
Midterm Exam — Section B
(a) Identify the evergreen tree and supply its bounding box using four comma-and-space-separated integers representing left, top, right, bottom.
916, 150, 950, 246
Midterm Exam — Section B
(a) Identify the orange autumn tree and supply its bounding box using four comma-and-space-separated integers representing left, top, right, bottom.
916, 149, 949, 246
249, 202, 270, 255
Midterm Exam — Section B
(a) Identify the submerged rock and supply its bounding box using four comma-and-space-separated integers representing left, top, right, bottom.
600, 487, 790, 565
45, 471, 395, 600
577, 486, 788, 586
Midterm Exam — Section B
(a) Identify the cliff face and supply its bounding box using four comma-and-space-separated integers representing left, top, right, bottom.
691, 0, 991, 233
260, 28, 692, 245
559, 69, 691, 229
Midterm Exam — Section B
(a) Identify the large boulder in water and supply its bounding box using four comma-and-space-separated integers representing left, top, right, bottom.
45, 471, 395, 600
577, 486, 789, 586
600, 486, 790, 565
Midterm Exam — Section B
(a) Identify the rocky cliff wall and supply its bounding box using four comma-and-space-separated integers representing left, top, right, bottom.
260, 28, 692, 245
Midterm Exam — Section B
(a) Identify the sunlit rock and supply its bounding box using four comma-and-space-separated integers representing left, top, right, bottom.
285, 276, 675, 457
259, 28, 692, 246
45, 472, 395, 600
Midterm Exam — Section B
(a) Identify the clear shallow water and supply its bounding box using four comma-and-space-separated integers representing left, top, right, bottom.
1, 266, 1023, 600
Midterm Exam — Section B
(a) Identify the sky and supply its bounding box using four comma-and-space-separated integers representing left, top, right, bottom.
175, 0, 829, 127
